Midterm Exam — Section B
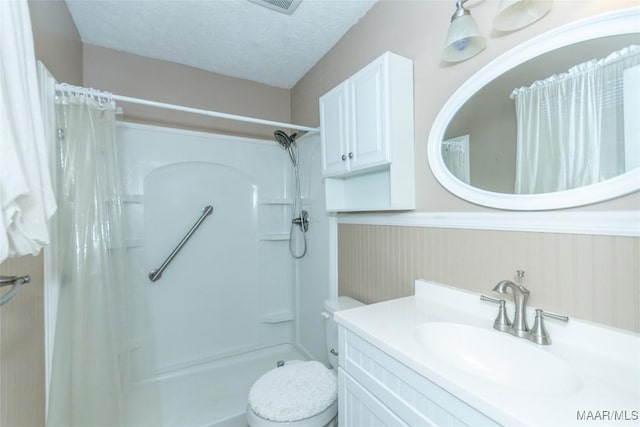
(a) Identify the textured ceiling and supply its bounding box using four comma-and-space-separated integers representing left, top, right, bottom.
65, 0, 378, 89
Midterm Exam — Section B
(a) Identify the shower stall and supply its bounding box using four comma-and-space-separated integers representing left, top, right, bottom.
113, 122, 330, 426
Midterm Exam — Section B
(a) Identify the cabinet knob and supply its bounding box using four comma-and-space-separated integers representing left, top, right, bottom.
348, 152, 353, 159
341, 154, 347, 161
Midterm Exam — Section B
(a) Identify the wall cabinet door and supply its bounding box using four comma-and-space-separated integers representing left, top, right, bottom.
349, 56, 388, 172
320, 81, 350, 176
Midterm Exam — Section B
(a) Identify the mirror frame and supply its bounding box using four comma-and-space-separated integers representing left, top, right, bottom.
428, 8, 640, 211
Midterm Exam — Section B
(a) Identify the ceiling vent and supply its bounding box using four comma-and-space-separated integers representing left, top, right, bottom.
248, 0, 302, 15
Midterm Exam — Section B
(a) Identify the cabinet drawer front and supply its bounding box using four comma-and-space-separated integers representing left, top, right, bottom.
339, 369, 409, 427
340, 328, 500, 427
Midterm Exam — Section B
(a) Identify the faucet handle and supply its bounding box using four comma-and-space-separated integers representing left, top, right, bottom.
528, 309, 569, 345
480, 294, 501, 304
540, 310, 569, 323
480, 295, 512, 332
529, 309, 551, 345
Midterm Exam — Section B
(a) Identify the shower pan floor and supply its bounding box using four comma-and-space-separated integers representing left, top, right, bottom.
130, 344, 307, 427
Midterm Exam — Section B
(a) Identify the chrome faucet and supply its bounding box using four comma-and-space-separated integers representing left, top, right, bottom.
492, 270, 530, 338
482, 270, 571, 345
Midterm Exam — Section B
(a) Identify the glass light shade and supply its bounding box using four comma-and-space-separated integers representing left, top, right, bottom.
442, 14, 487, 62
494, 0, 553, 32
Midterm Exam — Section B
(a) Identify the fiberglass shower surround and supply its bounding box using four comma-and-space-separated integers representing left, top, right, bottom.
115, 123, 329, 426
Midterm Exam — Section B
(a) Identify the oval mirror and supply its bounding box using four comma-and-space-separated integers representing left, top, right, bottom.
428, 8, 640, 210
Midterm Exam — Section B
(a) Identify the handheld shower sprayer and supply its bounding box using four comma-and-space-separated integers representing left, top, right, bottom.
274, 130, 298, 166
273, 129, 308, 258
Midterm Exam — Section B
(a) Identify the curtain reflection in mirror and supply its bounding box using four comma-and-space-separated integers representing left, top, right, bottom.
443, 135, 470, 184
512, 45, 640, 194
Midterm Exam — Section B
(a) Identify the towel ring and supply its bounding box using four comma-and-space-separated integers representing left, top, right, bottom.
0, 275, 30, 306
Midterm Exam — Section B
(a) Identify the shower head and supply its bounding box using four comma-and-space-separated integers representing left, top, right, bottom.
274, 130, 297, 149
274, 130, 298, 166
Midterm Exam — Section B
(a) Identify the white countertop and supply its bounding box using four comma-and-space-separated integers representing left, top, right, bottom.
335, 280, 640, 426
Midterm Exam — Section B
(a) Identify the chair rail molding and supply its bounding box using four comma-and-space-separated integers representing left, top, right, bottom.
337, 211, 640, 237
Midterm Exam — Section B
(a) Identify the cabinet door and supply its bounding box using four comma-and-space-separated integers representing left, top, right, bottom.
341, 328, 500, 427
349, 56, 389, 171
319, 82, 350, 177
339, 369, 409, 427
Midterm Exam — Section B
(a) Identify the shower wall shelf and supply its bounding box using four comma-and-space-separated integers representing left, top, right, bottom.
319, 52, 415, 212
260, 311, 295, 324
259, 233, 290, 241
258, 199, 293, 240
258, 197, 312, 205
259, 198, 294, 205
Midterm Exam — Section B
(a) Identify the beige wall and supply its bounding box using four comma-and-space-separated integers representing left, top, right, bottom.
446, 93, 516, 193
0, 255, 46, 427
28, 0, 82, 86
1, 3, 81, 427
290, 0, 640, 332
82, 44, 292, 140
445, 76, 517, 194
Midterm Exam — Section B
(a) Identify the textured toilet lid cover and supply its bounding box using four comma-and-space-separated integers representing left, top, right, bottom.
248, 361, 337, 422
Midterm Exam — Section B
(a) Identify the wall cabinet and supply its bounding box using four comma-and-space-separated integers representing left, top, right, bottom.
319, 52, 415, 211
339, 327, 500, 426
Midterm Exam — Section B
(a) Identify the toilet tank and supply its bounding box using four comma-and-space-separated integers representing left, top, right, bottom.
322, 296, 364, 369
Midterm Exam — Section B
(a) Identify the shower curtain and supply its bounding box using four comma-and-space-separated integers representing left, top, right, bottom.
512, 45, 640, 194
46, 88, 135, 427
442, 135, 470, 185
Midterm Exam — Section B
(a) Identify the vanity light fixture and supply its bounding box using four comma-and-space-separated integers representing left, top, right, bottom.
494, 0, 553, 32
442, 0, 554, 63
441, 0, 487, 62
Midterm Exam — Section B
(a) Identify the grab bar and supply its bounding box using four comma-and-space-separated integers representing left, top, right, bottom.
1, 275, 31, 306
148, 205, 213, 282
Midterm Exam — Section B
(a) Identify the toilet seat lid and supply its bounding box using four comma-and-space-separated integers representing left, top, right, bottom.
248, 361, 337, 422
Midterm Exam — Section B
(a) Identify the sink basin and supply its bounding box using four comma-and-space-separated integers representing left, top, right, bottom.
414, 322, 583, 395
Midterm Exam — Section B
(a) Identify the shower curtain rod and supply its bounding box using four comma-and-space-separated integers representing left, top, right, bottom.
54, 83, 320, 133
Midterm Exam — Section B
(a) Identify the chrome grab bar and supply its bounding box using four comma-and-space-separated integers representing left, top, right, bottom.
148, 205, 213, 282
1, 275, 31, 306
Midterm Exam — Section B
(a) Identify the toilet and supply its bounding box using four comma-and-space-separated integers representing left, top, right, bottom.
246, 296, 364, 426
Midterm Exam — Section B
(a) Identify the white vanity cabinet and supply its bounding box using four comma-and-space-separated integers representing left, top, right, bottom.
338, 327, 500, 427
319, 52, 415, 211
336, 279, 640, 426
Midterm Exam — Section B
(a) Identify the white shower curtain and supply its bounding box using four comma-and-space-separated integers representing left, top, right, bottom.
512, 45, 640, 194
46, 89, 130, 427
